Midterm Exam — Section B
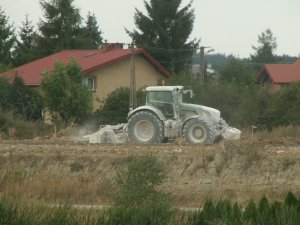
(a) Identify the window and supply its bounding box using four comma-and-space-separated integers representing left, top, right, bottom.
147, 91, 174, 118
147, 91, 172, 103
83, 76, 95, 91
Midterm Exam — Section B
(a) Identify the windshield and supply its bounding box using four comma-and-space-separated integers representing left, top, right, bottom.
147, 91, 173, 103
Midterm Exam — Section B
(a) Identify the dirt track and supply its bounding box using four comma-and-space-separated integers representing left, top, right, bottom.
0, 136, 299, 207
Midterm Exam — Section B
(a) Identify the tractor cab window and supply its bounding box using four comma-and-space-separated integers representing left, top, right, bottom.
148, 91, 172, 102
147, 91, 174, 118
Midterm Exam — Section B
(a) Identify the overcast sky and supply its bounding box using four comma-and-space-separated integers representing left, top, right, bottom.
1, 0, 299, 58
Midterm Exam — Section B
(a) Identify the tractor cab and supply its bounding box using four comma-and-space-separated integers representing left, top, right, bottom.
145, 86, 183, 119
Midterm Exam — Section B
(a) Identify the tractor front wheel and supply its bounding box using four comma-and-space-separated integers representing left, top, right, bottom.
183, 118, 216, 144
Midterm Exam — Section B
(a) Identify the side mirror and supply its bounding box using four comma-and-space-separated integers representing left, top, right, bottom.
183, 90, 194, 98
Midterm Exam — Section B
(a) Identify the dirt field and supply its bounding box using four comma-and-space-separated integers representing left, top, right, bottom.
0, 131, 300, 207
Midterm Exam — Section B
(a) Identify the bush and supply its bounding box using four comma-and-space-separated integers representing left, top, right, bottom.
188, 193, 300, 225
0, 76, 43, 121
285, 191, 298, 207
0, 110, 50, 139
93, 87, 146, 126
10, 76, 44, 121
0, 77, 12, 110
108, 155, 174, 225
272, 81, 300, 127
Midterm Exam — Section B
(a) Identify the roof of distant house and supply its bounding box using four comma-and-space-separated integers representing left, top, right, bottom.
257, 59, 300, 84
0, 47, 171, 86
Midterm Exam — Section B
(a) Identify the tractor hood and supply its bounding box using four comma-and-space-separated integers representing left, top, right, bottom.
180, 103, 221, 123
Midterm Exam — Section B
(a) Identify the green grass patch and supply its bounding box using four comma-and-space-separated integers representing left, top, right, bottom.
0, 192, 299, 225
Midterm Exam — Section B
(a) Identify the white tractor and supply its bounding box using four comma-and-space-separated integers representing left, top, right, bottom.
85, 86, 240, 144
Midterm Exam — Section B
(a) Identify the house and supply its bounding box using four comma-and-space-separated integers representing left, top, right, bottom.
0, 43, 171, 110
256, 59, 300, 91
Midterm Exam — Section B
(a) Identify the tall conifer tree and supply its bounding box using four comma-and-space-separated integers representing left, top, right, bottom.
127, 0, 198, 73
13, 15, 39, 66
37, 0, 82, 56
0, 7, 16, 67
81, 12, 103, 49
251, 29, 278, 64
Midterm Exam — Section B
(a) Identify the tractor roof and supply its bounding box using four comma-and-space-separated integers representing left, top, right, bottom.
146, 86, 183, 92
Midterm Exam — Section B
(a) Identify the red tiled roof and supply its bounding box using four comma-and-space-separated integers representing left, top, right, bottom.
0, 48, 171, 86
257, 59, 300, 84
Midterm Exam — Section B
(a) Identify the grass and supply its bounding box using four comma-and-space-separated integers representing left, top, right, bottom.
0, 142, 299, 224
251, 125, 300, 142
0, 193, 299, 225
281, 158, 297, 171
0, 197, 105, 225
0, 176, 111, 205
0, 110, 52, 139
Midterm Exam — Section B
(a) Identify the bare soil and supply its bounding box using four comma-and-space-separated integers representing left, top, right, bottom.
0, 132, 299, 207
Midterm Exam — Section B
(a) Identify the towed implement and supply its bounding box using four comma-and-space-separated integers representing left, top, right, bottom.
85, 86, 240, 144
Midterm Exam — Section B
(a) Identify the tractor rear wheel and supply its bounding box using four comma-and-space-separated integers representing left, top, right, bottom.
128, 111, 164, 144
183, 118, 216, 144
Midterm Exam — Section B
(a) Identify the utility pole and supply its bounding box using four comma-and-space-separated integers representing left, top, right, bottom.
129, 42, 137, 111
199, 46, 213, 84
199, 47, 205, 83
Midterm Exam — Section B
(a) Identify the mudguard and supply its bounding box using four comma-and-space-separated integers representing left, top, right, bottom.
128, 106, 166, 121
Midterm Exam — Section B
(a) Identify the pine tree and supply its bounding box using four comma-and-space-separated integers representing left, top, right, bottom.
0, 7, 16, 66
127, 0, 198, 73
251, 29, 278, 64
37, 0, 82, 56
80, 12, 103, 49
13, 15, 39, 66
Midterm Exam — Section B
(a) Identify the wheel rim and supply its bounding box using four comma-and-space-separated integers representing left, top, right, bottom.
134, 120, 155, 142
189, 124, 206, 143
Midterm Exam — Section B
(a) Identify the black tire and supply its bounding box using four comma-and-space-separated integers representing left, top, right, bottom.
182, 118, 216, 144
128, 111, 164, 144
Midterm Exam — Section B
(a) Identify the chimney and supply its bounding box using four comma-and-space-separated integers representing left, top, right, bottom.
102, 41, 124, 51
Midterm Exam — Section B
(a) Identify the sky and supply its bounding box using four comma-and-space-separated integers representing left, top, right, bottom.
1, 0, 299, 58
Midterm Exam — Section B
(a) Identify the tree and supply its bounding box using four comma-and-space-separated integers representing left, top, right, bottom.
0, 7, 16, 66
0, 77, 12, 110
251, 29, 278, 65
127, 0, 198, 73
273, 81, 300, 127
80, 12, 103, 49
37, 0, 82, 56
41, 59, 92, 124
95, 87, 130, 125
220, 57, 254, 83
9, 76, 44, 121
13, 15, 39, 66
93, 87, 146, 126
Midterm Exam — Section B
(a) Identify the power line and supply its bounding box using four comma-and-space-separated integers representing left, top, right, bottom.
128, 43, 198, 53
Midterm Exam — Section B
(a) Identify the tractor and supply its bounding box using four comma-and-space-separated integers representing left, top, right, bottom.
84, 85, 240, 144
127, 85, 235, 144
